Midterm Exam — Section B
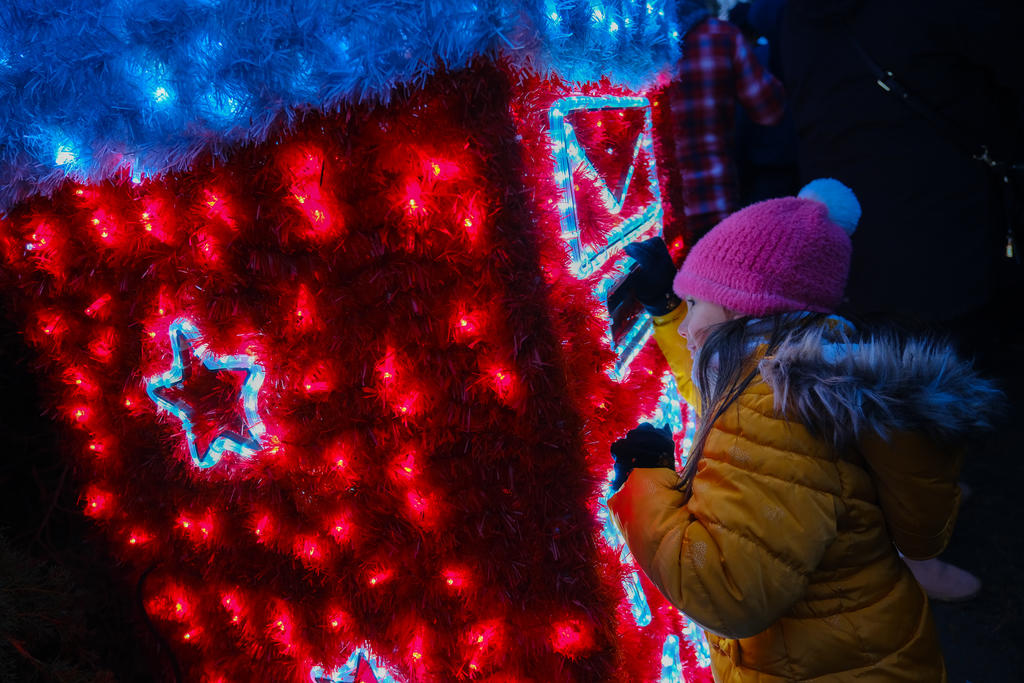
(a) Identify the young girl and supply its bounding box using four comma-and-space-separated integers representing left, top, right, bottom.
608, 179, 1000, 681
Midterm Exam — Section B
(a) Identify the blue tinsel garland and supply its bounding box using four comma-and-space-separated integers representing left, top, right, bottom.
0, 0, 682, 211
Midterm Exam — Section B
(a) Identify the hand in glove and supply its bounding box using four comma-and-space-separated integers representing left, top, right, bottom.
621, 237, 682, 316
609, 422, 676, 492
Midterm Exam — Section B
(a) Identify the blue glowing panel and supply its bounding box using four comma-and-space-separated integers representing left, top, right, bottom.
146, 318, 266, 469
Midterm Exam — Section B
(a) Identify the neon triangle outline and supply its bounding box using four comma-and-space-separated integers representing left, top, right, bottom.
563, 117, 645, 215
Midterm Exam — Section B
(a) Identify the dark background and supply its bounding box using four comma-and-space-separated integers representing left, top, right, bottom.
929, 329, 1024, 683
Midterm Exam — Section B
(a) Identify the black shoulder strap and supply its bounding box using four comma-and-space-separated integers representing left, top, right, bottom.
846, 34, 988, 162
847, 33, 1022, 261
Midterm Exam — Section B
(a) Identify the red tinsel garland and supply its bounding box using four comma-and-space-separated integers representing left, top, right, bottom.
0, 60, 705, 681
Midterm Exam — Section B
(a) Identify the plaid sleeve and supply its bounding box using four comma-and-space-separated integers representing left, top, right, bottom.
670, 21, 738, 225
731, 28, 785, 126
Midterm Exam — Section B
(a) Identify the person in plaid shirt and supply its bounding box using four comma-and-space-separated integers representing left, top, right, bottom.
666, 9, 785, 241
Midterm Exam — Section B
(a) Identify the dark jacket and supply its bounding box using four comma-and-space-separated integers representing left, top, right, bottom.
781, 0, 1024, 322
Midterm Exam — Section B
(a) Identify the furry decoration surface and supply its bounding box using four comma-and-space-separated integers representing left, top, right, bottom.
0, 0, 681, 213
0, 58, 706, 681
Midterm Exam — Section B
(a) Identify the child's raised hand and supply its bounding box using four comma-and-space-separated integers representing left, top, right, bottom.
609, 422, 676, 492
622, 237, 681, 316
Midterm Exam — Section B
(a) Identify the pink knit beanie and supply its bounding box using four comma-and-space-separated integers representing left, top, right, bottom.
673, 179, 861, 316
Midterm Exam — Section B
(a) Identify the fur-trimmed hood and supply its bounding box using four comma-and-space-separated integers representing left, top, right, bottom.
758, 323, 1004, 451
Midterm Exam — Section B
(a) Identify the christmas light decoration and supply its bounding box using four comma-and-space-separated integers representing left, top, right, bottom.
0, 1, 682, 212
548, 95, 663, 278
0, 2, 715, 680
311, 649, 393, 682
539, 90, 710, 679
146, 318, 267, 469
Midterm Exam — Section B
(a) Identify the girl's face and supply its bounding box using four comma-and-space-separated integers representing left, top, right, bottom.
678, 296, 736, 355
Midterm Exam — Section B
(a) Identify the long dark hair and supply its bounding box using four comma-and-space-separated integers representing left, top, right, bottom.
676, 311, 831, 500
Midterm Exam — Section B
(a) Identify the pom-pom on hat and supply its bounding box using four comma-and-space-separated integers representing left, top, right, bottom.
673, 178, 860, 316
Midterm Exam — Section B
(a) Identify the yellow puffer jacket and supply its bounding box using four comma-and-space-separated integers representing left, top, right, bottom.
609, 305, 999, 681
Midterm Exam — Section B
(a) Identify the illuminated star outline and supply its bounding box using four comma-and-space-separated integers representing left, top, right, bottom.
146, 318, 266, 469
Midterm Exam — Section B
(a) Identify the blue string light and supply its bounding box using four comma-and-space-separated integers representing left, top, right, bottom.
146, 318, 266, 469
551, 96, 711, 677
597, 480, 653, 627
681, 618, 712, 669
310, 647, 399, 683
660, 635, 683, 681
547, 94, 663, 379
646, 374, 709, 674
547, 94, 663, 280
55, 145, 76, 166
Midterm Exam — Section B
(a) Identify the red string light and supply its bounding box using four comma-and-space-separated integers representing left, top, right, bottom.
0, 67, 691, 681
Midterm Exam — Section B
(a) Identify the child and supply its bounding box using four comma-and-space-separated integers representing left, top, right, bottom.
608, 179, 1000, 681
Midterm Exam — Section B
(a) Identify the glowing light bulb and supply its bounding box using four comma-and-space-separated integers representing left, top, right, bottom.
56, 145, 75, 165
368, 569, 391, 586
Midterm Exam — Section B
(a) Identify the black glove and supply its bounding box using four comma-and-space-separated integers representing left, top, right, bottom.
609, 422, 676, 492
622, 237, 682, 316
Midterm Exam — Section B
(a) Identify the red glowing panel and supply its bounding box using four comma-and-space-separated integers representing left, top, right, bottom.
0, 66, 680, 682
